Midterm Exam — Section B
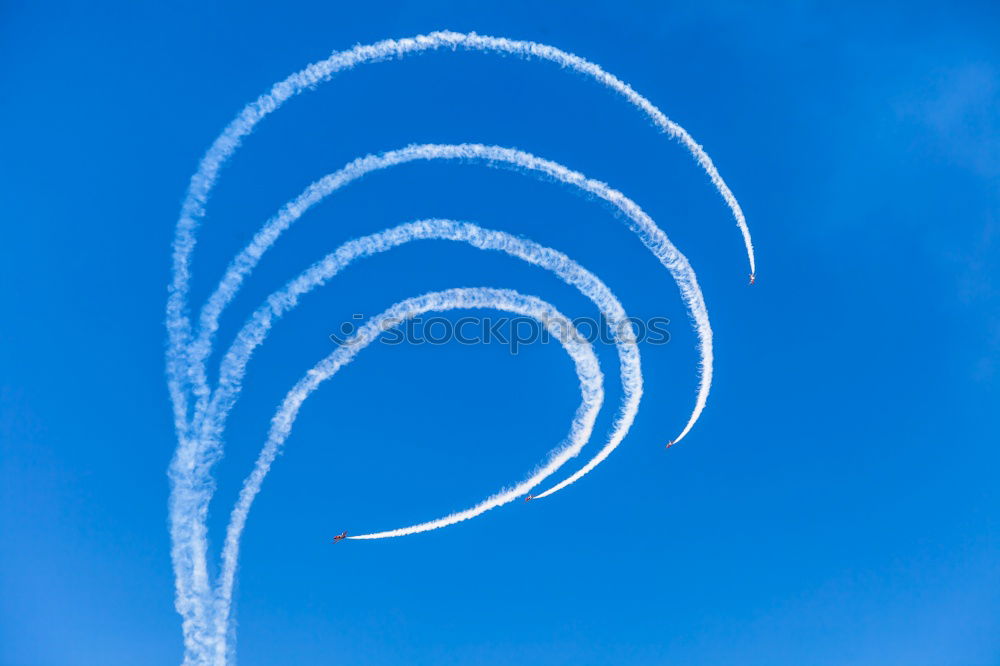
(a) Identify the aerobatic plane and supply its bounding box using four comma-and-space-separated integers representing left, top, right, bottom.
332, 531, 348, 543
525, 495, 534, 502
749, 274, 756, 285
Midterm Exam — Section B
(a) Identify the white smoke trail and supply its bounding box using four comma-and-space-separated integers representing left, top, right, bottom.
176, 143, 710, 662
200, 220, 642, 588
210, 288, 606, 660
166, 30, 756, 666
188, 144, 706, 451
167, 32, 753, 358
196, 220, 642, 501
200, 221, 643, 650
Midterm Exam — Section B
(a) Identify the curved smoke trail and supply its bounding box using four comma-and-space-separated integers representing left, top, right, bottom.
210, 288, 606, 660
201, 221, 645, 653
166, 31, 755, 666
189, 144, 706, 451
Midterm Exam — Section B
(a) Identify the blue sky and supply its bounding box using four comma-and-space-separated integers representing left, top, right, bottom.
1, 2, 998, 664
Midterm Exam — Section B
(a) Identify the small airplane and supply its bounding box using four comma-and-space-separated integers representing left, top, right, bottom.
665, 440, 675, 449
748, 274, 756, 285
524, 495, 534, 502
332, 531, 348, 543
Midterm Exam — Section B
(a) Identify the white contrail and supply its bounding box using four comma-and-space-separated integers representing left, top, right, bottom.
176, 145, 710, 662
202, 217, 643, 588
189, 221, 641, 659
187, 144, 707, 451
167, 32, 753, 357
198, 219, 644, 646
210, 288, 607, 659
166, 31, 756, 666
182, 145, 702, 549
196, 220, 642, 490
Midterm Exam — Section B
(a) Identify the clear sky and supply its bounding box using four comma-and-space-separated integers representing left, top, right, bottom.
1, 2, 998, 665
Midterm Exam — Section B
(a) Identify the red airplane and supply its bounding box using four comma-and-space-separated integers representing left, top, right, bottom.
524, 495, 534, 502
332, 531, 348, 543
748, 274, 756, 285
666, 440, 675, 449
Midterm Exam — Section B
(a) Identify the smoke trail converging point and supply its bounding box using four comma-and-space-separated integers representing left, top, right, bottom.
166, 31, 755, 666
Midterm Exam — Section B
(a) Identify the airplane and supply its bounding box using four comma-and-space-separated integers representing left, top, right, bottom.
748, 274, 756, 285
524, 495, 534, 502
332, 531, 348, 543
666, 440, 675, 449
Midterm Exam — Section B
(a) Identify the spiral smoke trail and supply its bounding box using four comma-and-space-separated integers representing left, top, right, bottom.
166, 31, 756, 665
